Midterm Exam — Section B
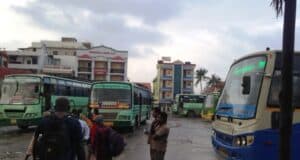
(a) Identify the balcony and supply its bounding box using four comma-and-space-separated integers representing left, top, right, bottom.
94, 68, 107, 75
78, 67, 92, 72
43, 65, 73, 74
8, 63, 40, 70
110, 68, 125, 74
182, 88, 193, 93
161, 64, 173, 69
161, 86, 172, 91
183, 75, 193, 81
161, 75, 172, 80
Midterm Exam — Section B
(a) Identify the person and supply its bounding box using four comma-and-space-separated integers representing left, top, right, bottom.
147, 107, 161, 160
24, 111, 52, 160
72, 109, 90, 160
32, 97, 85, 160
152, 112, 170, 160
90, 115, 112, 160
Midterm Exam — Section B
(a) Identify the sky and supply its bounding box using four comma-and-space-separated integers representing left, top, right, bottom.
1, 0, 300, 93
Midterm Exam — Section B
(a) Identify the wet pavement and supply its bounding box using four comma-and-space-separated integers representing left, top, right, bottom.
0, 114, 217, 160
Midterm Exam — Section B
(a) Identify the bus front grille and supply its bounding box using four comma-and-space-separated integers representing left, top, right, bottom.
216, 131, 233, 145
101, 112, 118, 120
4, 109, 25, 118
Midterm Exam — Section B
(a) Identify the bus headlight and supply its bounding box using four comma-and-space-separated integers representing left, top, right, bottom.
234, 135, 254, 147
25, 113, 37, 118
118, 115, 131, 120
211, 130, 216, 137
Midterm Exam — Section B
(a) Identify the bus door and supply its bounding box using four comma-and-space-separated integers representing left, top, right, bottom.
139, 93, 142, 125
43, 84, 52, 111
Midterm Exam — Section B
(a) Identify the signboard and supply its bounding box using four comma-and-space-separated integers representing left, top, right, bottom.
162, 56, 171, 61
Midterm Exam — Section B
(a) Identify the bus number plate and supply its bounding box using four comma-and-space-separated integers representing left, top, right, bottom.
10, 119, 17, 125
104, 122, 113, 127
217, 147, 229, 158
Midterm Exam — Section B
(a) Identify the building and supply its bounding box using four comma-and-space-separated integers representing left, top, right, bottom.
0, 50, 32, 79
153, 58, 195, 106
0, 50, 8, 68
76, 45, 128, 81
6, 37, 92, 78
21, 37, 90, 56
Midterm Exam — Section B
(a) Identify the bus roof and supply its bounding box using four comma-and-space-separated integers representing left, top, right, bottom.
231, 50, 300, 67
5, 74, 91, 84
92, 81, 151, 92
175, 94, 205, 97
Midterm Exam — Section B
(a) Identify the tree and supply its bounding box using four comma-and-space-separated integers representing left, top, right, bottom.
195, 68, 209, 93
271, 0, 297, 160
207, 74, 222, 90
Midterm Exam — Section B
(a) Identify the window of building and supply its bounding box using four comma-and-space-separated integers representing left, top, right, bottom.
32, 57, 38, 64
53, 51, 58, 55
33, 48, 36, 52
27, 60, 32, 64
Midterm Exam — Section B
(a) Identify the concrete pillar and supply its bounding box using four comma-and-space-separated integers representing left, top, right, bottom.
91, 60, 95, 81
107, 59, 111, 81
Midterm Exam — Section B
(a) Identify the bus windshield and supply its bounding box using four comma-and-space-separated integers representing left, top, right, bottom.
91, 84, 131, 109
0, 77, 41, 105
216, 56, 266, 119
204, 95, 215, 108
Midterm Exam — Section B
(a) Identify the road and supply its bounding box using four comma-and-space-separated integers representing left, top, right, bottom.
0, 114, 217, 160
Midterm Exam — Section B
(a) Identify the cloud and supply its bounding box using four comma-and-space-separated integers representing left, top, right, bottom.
4, 0, 300, 86
12, 0, 186, 57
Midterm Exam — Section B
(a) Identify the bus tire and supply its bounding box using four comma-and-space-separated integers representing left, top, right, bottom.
187, 111, 196, 118
17, 124, 29, 130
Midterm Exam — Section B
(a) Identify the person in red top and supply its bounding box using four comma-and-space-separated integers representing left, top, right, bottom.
90, 115, 112, 160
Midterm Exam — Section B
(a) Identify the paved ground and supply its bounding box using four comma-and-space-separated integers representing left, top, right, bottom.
0, 114, 218, 160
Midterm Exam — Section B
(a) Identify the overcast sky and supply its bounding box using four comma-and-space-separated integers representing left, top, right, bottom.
1, 0, 300, 92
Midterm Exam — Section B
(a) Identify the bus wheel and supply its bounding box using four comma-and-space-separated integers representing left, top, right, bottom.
187, 111, 196, 118
17, 124, 29, 130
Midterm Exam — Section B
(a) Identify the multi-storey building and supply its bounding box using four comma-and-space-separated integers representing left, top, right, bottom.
76, 45, 128, 81
7, 37, 90, 78
153, 58, 195, 106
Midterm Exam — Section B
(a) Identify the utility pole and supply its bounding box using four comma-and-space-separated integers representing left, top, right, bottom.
280, 0, 297, 159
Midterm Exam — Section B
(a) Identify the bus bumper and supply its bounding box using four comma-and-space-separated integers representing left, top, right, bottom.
212, 135, 256, 160
106, 120, 132, 127
0, 117, 41, 127
0, 118, 11, 126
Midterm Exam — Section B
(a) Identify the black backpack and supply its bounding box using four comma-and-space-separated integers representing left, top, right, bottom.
38, 115, 71, 159
108, 128, 126, 157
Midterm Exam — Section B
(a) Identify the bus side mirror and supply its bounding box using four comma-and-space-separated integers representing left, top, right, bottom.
34, 86, 39, 93
242, 76, 251, 95
271, 112, 280, 129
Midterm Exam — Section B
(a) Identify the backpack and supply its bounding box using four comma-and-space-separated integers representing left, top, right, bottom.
108, 128, 126, 157
38, 115, 71, 159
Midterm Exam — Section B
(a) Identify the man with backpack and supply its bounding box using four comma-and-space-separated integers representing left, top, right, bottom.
32, 97, 85, 160
90, 115, 126, 160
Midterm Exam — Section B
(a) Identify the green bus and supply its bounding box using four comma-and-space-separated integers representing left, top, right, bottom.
89, 81, 152, 131
0, 74, 91, 129
201, 92, 220, 121
172, 94, 205, 117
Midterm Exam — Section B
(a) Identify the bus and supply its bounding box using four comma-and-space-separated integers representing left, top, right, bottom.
172, 94, 205, 117
89, 81, 152, 131
0, 74, 91, 129
201, 92, 220, 121
212, 50, 300, 160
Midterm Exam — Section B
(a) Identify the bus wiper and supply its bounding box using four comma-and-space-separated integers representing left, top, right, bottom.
218, 106, 232, 110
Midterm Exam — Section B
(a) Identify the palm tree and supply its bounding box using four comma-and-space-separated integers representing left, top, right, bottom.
195, 68, 209, 93
207, 74, 221, 90
271, 1, 297, 160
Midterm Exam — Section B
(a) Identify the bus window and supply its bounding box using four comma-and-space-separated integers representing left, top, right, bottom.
268, 70, 300, 107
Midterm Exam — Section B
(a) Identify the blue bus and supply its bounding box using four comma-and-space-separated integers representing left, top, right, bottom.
212, 50, 300, 160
